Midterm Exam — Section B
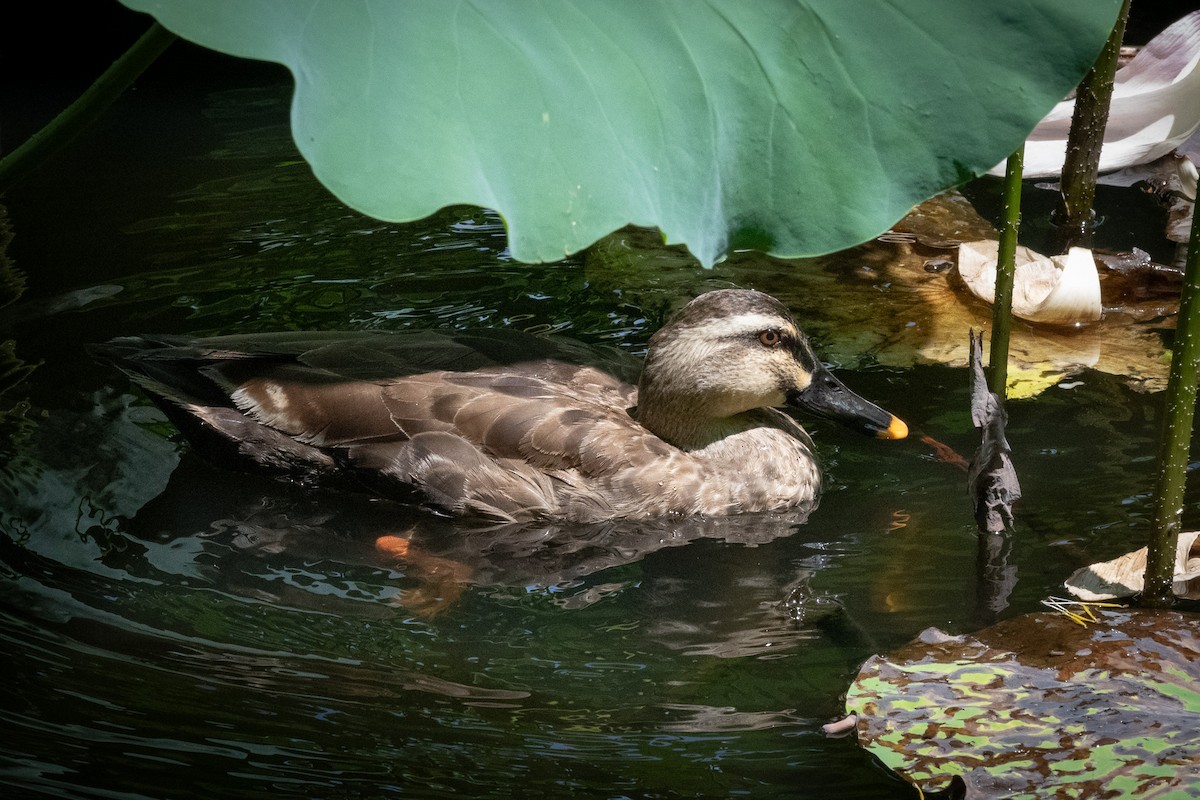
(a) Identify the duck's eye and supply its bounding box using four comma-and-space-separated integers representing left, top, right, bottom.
758, 330, 783, 348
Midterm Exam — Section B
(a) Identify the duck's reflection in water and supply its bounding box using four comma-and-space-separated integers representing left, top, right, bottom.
129, 453, 835, 659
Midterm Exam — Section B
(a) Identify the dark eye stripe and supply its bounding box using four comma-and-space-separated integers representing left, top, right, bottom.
790, 338, 819, 372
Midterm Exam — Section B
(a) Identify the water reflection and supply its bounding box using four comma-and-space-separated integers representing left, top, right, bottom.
128, 450, 820, 638
973, 532, 1017, 626
659, 703, 807, 733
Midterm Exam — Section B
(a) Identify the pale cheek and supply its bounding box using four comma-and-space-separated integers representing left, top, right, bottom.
780, 359, 813, 392
660, 340, 721, 376
709, 387, 788, 417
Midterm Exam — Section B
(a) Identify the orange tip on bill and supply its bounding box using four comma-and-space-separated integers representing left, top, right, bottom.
879, 415, 909, 440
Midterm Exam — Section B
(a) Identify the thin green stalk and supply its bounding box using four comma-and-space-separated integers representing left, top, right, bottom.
1144, 205, 1200, 607
0, 23, 176, 193
1051, 0, 1130, 251
988, 145, 1023, 398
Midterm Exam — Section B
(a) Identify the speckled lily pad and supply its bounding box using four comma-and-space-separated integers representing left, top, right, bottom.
845, 609, 1200, 798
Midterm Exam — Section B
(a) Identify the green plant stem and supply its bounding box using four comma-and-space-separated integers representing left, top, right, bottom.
0, 23, 176, 193
1144, 203, 1200, 607
1051, 0, 1130, 251
988, 145, 1023, 397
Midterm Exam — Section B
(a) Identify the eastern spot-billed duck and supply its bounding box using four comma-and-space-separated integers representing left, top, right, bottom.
93, 289, 907, 523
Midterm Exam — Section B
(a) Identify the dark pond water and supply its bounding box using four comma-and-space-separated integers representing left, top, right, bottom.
2, 45, 1196, 800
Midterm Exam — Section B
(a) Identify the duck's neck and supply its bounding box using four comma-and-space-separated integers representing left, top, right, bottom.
633, 407, 715, 450
633, 390, 749, 451
635, 345, 768, 450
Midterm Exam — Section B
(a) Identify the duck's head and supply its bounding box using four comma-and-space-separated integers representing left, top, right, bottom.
636, 289, 908, 448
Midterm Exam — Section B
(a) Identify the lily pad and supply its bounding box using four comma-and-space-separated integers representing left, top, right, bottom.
118, 0, 1122, 265
844, 609, 1200, 798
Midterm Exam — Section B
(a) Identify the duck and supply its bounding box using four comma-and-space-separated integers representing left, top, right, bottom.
92, 289, 907, 523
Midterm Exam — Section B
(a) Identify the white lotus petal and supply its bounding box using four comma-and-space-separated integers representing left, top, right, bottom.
1180, 155, 1198, 199
1065, 531, 1200, 600
956, 241, 1102, 324
989, 11, 1200, 178
1039, 247, 1104, 324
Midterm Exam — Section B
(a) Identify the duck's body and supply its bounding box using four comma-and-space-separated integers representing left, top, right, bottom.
94, 290, 905, 523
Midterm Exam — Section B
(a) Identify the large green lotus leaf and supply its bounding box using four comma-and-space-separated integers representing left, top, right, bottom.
117, 0, 1121, 266
844, 610, 1200, 798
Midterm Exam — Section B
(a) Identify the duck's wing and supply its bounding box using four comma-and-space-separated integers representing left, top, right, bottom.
95, 332, 661, 521
232, 361, 685, 521
358, 367, 702, 521
222, 359, 638, 449
228, 358, 714, 522
372, 365, 656, 468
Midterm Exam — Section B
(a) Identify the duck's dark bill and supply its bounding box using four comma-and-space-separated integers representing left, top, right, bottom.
789, 368, 908, 440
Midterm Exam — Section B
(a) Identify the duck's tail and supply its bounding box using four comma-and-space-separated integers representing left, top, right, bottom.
89, 335, 339, 485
